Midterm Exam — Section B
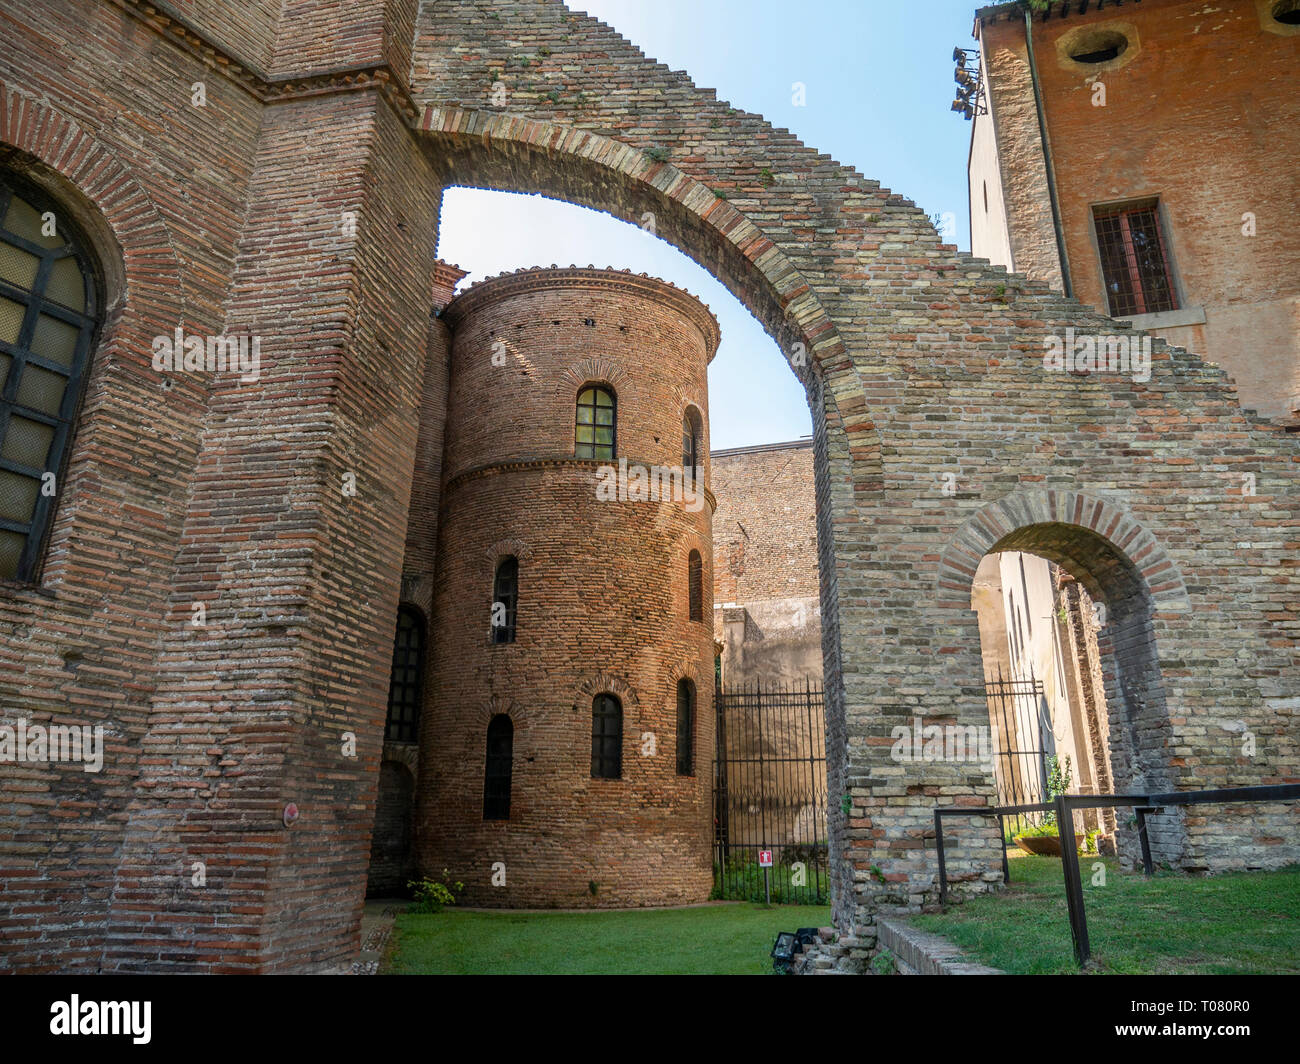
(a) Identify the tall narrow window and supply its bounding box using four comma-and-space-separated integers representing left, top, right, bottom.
1093, 202, 1178, 317
483, 714, 514, 820
688, 549, 703, 622
682, 407, 702, 485
591, 693, 622, 779
0, 175, 102, 582
575, 384, 616, 460
384, 606, 425, 743
676, 679, 695, 776
491, 556, 518, 644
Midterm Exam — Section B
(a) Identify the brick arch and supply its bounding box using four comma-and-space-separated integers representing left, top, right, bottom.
0, 82, 188, 325
559, 357, 633, 406
424, 110, 849, 395
575, 672, 637, 709
473, 696, 528, 729
936, 489, 1189, 612
484, 538, 532, 565
936, 487, 1188, 862
419, 98, 880, 933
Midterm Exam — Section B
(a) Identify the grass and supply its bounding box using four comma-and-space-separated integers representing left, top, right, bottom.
912, 856, 1300, 974
385, 902, 832, 975
711, 859, 830, 905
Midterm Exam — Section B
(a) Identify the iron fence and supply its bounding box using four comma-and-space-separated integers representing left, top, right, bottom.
713, 680, 829, 904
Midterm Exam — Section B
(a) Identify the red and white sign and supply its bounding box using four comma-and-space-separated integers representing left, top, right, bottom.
758, 850, 773, 868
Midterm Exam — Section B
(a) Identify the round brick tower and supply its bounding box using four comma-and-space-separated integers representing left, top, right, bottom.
415, 267, 720, 908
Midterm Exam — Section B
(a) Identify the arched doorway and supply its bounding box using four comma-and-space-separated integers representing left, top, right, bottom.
944, 492, 1190, 874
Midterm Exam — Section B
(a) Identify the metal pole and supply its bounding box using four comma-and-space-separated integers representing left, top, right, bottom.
763, 864, 771, 907
1135, 806, 1155, 877
998, 813, 1010, 885
1056, 794, 1090, 967
935, 809, 948, 906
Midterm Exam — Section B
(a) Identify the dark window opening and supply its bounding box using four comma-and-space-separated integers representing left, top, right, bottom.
676, 679, 695, 776
1069, 31, 1128, 64
483, 714, 514, 820
1093, 202, 1178, 317
982, 181, 989, 213
385, 606, 425, 743
575, 384, 616, 460
0, 174, 102, 583
688, 549, 703, 622
491, 555, 518, 644
1073, 45, 1121, 63
682, 407, 702, 485
1273, 1, 1300, 24
591, 693, 622, 779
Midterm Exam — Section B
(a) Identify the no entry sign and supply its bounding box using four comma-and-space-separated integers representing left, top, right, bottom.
758, 850, 773, 867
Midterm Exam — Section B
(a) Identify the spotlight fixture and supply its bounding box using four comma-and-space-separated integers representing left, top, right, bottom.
949, 47, 987, 120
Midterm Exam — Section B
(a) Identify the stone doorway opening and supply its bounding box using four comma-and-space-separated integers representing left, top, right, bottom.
961, 511, 1184, 869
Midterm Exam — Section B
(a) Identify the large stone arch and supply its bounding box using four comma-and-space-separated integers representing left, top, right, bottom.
416, 104, 886, 927
937, 489, 1193, 866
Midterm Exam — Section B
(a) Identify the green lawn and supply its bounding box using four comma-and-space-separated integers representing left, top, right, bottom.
912, 856, 1300, 974
385, 902, 831, 974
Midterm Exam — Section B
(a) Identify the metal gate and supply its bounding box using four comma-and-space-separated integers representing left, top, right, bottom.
712, 680, 828, 904
983, 669, 1051, 824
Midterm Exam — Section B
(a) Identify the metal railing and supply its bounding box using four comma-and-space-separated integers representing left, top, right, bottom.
933, 783, 1300, 967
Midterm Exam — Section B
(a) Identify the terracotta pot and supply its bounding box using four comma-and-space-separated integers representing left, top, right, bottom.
1014, 834, 1062, 856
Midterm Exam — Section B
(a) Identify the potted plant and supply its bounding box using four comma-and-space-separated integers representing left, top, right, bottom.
1014, 754, 1073, 856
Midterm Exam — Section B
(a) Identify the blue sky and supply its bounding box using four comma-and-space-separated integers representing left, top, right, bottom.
438, 0, 983, 450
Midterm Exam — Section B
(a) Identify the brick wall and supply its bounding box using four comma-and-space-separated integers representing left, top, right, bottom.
976, 0, 1300, 420
711, 440, 822, 687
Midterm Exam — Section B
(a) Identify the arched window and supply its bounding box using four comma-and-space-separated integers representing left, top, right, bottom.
575, 384, 616, 460
0, 175, 102, 582
384, 606, 425, 743
483, 714, 514, 820
591, 693, 622, 779
682, 407, 702, 485
676, 678, 695, 777
688, 549, 703, 622
491, 556, 518, 644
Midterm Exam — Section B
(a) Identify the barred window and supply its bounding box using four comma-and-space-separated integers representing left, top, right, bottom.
575, 384, 615, 460
676, 678, 695, 776
0, 175, 102, 582
384, 606, 425, 743
688, 549, 703, 622
1093, 202, 1178, 318
491, 555, 518, 644
591, 693, 622, 779
483, 714, 514, 820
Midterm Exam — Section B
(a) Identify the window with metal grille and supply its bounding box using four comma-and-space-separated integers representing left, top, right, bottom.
591, 693, 622, 779
575, 384, 615, 460
682, 407, 701, 484
1092, 203, 1178, 318
0, 175, 102, 583
483, 714, 513, 820
688, 549, 703, 622
491, 556, 518, 644
384, 606, 425, 743
676, 678, 695, 776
